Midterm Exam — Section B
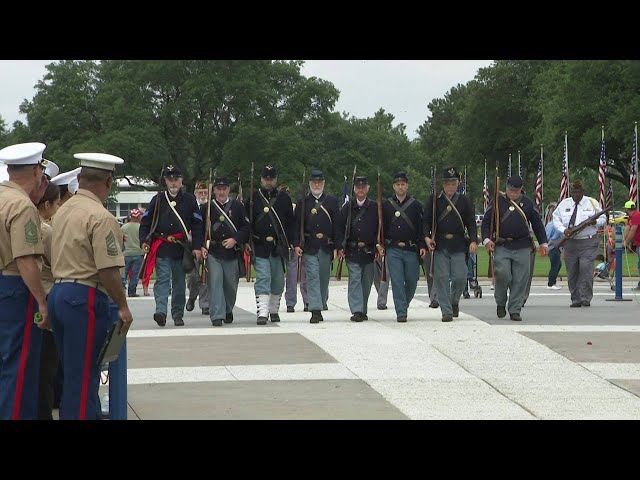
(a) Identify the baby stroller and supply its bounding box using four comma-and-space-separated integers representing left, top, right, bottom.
593, 258, 616, 291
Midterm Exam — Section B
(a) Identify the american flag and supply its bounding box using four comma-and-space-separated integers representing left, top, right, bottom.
598, 127, 607, 209
605, 178, 613, 210
630, 123, 638, 207
535, 148, 543, 213
558, 132, 569, 203
483, 159, 489, 212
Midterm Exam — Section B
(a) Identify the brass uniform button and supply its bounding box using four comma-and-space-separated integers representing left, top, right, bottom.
394, 211, 401, 217
311, 208, 317, 215
509, 206, 515, 211
170, 201, 177, 207
263, 207, 270, 213
219, 215, 225, 222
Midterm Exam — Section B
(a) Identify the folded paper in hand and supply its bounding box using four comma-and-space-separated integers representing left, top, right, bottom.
97, 319, 127, 366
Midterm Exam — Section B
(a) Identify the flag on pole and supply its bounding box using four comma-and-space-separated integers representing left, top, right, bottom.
598, 126, 607, 208
508, 153, 512, 178
483, 159, 489, 212
605, 177, 613, 210
630, 122, 638, 208
341, 175, 349, 206
558, 132, 569, 203
535, 146, 543, 213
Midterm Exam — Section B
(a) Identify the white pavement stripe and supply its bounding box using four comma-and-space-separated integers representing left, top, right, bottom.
579, 363, 640, 380
127, 328, 284, 338
125, 363, 357, 385
501, 325, 640, 332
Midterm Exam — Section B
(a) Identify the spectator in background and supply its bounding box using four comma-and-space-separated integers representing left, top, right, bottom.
623, 200, 640, 290
544, 202, 563, 290
122, 209, 144, 297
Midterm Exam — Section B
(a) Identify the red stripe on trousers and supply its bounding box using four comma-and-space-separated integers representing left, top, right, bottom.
79, 288, 96, 420
12, 294, 35, 420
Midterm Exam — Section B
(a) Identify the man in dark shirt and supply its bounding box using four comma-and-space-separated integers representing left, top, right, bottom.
481, 175, 548, 321
423, 167, 477, 322
293, 169, 342, 324
140, 165, 203, 327
200, 175, 250, 326
337, 175, 378, 322
248, 165, 294, 325
382, 172, 426, 322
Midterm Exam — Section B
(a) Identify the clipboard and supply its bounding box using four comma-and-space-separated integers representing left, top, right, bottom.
97, 319, 127, 367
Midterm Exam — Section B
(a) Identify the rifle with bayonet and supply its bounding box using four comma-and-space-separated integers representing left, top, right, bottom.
428, 170, 438, 279
297, 167, 306, 283
376, 169, 387, 282
201, 168, 213, 284
336, 166, 357, 280
246, 163, 254, 282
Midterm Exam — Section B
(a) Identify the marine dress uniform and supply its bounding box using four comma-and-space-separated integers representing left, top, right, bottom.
249, 165, 294, 325
0, 142, 48, 420
481, 175, 548, 321
48, 153, 127, 419
293, 169, 342, 324
423, 167, 477, 322
337, 176, 378, 322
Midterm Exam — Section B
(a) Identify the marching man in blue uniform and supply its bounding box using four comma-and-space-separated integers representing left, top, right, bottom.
48, 152, 134, 420
248, 165, 294, 325
293, 169, 342, 324
0, 142, 51, 420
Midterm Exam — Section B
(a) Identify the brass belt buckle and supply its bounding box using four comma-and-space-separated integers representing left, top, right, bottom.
445, 233, 454, 239
167, 235, 176, 243
315, 233, 324, 239
357, 241, 365, 247
266, 236, 274, 242
397, 241, 406, 248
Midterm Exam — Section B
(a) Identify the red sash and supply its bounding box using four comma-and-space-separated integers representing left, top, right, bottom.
142, 232, 186, 286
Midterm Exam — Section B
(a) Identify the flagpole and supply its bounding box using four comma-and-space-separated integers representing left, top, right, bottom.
635, 122, 639, 210
565, 131, 569, 189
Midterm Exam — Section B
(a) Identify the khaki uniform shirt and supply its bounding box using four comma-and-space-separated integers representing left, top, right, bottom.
51, 189, 125, 286
0, 181, 44, 273
40, 220, 54, 293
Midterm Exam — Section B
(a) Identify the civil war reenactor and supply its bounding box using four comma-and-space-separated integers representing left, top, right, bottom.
381, 172, 426, 323
140, 164, 203, 327
423, 167, 477, 322
48, 153, 133, 420
0, 142, 50, 420
248, 165, 294, 325
482, 175, 548, 321
337, 175, 379, 322
186, 180, 210, 315
282, 183, 310, 312
200, 175, 250, 326
552, 180, 606, 308
293, 169, 342, 324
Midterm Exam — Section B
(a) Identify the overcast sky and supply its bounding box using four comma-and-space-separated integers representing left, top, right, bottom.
0, 60, 493, 140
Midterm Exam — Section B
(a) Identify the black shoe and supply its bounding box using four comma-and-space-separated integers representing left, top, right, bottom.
211, 319, 223, 327
202, 308, 210, 315
304, 304, 309, 312
363, 314, 368, 320
397, 316, 407, 323
224, 312, 234, 324
452, 304, 459, 317
310, 311, 322, 324
510, 313, 522, 322
497, 306, 506, 318
270, 313, 280, 323
429, 300, 439, 309
185, 298, 196, 312
128, 292, 139, 298
570, 302, 582, 308
377, 304, 387, 310
257, 316, 268, 325
287, 306, 295, 313
442, 314, 453, 322
581, 301, 591, 307
153, 312, 166, 327
322, 306, 328, 311
462, 291, 470, 299
174, 317, 184, 326
350, 312, 365, 322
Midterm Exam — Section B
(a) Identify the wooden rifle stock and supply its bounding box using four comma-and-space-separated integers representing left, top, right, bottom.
376, 169, 387, 282
297, 167, 306, 283
552, 207, 610, 249
246, 163, 254, 282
